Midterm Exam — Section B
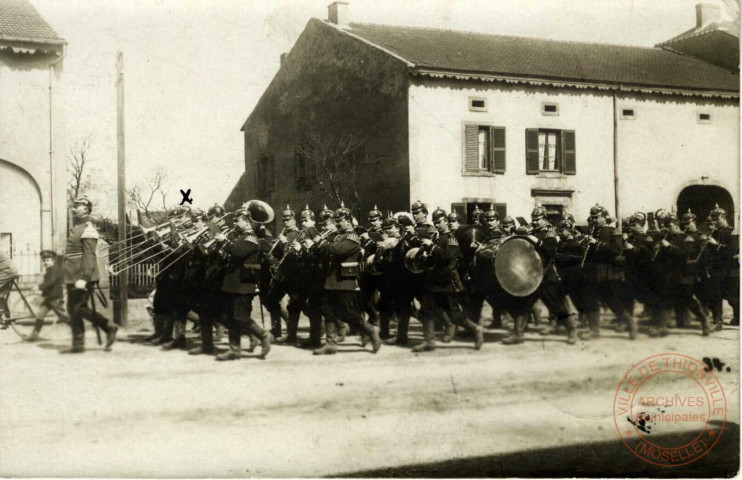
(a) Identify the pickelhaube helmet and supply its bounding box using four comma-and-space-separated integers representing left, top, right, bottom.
73, 196, 93, 210
300, 204, 315, 221
531, 205, 548, 221
431, 207, 447, 223
334, 201, 352, 222
169, 206, 190, 217
589, 204, 608, 218
207, 204, 225, 218
563, 213, 576, 225
663, 212, 679, 226
282, 204, 295, 221
710, 203, 727, 219
471, 205, 484, 222
234, 206, 251, 220
484, 205, 500, 221
318, 204, 334, 225
410, 200, 428, 215
383, 214, 399, 230
368, 205, 383, 221
190, 209, 208, 223
628, 212, 645, 227
447, 211, 461, 223
557, 220, 573, 232
654, 208, 669, 223
681, 208, 697, 225
501, 216, 515, 228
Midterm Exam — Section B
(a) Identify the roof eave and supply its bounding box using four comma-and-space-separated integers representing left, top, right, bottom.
0, 36, 66, 54
412, 68, 740, 99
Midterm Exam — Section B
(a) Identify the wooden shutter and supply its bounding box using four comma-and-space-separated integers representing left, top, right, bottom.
562, 130, 576, 175
494, 203, 507, 219
451, 203, 467, 225
526, 129, 539, 174
490, 127, 506, 174
464, 124, 479, 172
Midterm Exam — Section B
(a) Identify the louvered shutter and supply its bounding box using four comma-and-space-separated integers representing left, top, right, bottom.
451, 203, 467, 225
526, 129, 539, 174
563, 130, 576, 175
464, 124, 479, 172
490, 127, 506, 174
494, 203, 507, 219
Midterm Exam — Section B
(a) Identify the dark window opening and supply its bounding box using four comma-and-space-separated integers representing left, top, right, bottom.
622, 109, 634, 117
472, 100, 485, 108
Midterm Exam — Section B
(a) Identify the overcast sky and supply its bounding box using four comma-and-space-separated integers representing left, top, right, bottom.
31, 0, 736, 217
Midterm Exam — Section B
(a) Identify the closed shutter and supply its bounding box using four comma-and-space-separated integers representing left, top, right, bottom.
494, 203, 507, 219
464, 124, 479, 172
490, 127, 506, 174
526, 129, 539, 174
451, 203, 467, 225
563, 130, 576, 175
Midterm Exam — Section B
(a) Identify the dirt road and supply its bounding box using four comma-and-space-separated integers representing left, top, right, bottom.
1, 314, 738, 477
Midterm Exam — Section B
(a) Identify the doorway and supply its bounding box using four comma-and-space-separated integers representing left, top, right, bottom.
676, 185, 734, 228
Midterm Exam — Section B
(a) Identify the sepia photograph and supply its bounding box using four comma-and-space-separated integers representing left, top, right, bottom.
0, 0, 740, 477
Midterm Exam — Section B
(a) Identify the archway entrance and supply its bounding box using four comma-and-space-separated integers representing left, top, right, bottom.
677, 185, 735, 228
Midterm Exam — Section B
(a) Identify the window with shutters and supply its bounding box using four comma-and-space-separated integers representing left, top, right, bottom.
462, 123, 506, 176
257, 153, 274, 196
525, 128, 576, 175
294, 149, 312, 191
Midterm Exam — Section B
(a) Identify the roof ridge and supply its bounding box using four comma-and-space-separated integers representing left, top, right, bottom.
346, 21, 663, 51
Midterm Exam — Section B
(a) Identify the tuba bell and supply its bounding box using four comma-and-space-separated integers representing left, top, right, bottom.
245, 200, 275, 224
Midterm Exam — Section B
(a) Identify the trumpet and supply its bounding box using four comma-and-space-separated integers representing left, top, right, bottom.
580, 224, 598, 268
199, 226, 238, 255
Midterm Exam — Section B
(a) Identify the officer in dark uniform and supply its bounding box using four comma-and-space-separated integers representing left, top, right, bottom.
501, 216, 516, 236
377, 215, 413, 345
529, 206, 578, 345
414, 207, 483, 352
212, 206, 273, 360
312, 203, 381, 355
466, 206, 504, 331
581, 204, 636, 340
63, 197, 118, 353
710, 205, 739, 328
555, 219, 587, 322
359, 205, 384, 333
448, 211, 462, 234
623, 212, 658, 325
293, 205, 326, 348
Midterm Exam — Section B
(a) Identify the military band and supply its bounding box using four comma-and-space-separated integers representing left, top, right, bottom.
57, 195, 738, 358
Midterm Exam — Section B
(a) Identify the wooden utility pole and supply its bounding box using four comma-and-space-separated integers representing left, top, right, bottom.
116, 51, 128, 326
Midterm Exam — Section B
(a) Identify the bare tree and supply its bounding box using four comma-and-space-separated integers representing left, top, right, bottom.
127, 166, 171, 220
296, 129, 384, 217
66, 136, 96, 208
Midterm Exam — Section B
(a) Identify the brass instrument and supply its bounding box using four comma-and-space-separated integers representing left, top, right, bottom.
580, 224, 598, 268
650, 229, 669, 262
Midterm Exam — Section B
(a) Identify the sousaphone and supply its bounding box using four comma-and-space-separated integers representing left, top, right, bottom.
245, 200, 275, 224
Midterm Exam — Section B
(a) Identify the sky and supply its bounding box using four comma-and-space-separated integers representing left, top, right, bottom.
31, 0, 737, 218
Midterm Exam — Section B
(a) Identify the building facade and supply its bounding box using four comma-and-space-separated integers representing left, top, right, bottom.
0, 0, 67, 275
228, 2, 739, 230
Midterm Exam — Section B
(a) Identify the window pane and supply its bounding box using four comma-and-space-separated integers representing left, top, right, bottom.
478, 127, 488, 170
547, 132, 557, 170
538, 132, 546, 169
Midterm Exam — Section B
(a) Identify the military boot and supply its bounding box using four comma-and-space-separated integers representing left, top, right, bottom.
473, 324, 484, 350
337, 321, 349, 343
149, 314, 173, 345
189, 319, 215, 355
216, 344, 241, 361
648, 309, 671, 337
412, 320, 436, 352
314, 321, 338, 355
162, 320, 187, 350
501, 312, 526, 345
61, 334, 85, 354
104, 324, 119, 351
368, 324, 381, 353
25, 318, 45, 342
142, 313, 165, 344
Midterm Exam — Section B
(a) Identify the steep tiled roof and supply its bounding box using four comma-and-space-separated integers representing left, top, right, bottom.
659, 20, 740, 44
337, 22, 738, 95
0, 0, 64, 45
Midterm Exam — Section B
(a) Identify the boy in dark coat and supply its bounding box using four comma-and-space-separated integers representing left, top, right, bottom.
26, 250, 69, 341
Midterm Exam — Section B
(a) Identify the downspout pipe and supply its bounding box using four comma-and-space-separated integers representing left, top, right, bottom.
613, 89, 620, 232
49, 46, 66, 251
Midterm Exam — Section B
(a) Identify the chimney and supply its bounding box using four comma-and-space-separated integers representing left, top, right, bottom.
328, 1, 349, 26
696, 3, 721, 27
280, 53, 286, 66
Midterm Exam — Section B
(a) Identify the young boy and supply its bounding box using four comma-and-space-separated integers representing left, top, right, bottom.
26, 250, 69, 341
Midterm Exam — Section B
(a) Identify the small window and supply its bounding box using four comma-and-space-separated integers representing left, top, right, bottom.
542, 102, 559, 116
697, 112, 712, 124
526, 129, 576, 175
463, 124, 506, 175
469, 97, 487, 112
621, 108, 635, 120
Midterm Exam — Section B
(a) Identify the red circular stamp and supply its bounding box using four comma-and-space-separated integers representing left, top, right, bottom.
613, 353, 727, 467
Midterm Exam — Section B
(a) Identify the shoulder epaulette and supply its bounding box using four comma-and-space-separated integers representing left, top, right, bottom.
81, 222, 99, 240
684, 235, 695, 243
245, 234, 259, 245
345, 232, 361, 244
448, 236, 458, 247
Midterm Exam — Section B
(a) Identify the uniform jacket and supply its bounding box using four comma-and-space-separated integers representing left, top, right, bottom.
413, 222, 436, 242
321, 228, 362, 291
586, 224, 624, 282
220, 230, 261, 294
425, 230, 464, 293
717, 226, 739, 278
64, 219, 100, 284
39, 260, 64, 300
533, 225, 559, 283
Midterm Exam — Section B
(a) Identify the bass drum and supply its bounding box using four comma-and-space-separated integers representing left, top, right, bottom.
404, 247, 427, 274
494, 235, 544, 297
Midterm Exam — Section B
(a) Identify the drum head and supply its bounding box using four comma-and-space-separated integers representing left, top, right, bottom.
404, 247, 425, 274
494, 236, 544, 297
456, 225, 487, 255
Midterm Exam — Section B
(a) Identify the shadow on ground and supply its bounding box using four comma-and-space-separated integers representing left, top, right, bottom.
338, 423, 739, 478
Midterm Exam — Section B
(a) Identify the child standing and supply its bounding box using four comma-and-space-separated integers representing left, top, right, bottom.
26, 250, 68, 341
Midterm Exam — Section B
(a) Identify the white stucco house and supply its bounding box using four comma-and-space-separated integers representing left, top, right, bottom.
0, 0, 67, 275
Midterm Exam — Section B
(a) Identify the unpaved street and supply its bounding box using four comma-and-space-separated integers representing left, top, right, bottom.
0, 313, 739, 477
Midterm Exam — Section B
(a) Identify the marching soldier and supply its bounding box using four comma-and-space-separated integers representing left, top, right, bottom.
377, 215, 413, 345
311, 203, 380, 355
709, 205, 739, 328
414, 207, 483, 352
623, 212, 658, 326
266, 205, 302, 342
581, 204, 636, 340
555, 219, 588, 323
529, 206, 578, 345
501, 216, 516, 236
447, 211, 462, 234
466, 206, 504, 331
63, 197, 118, 353
359, 205, 384, 334
294, 205, 326, 348
212, 206, 273, 360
